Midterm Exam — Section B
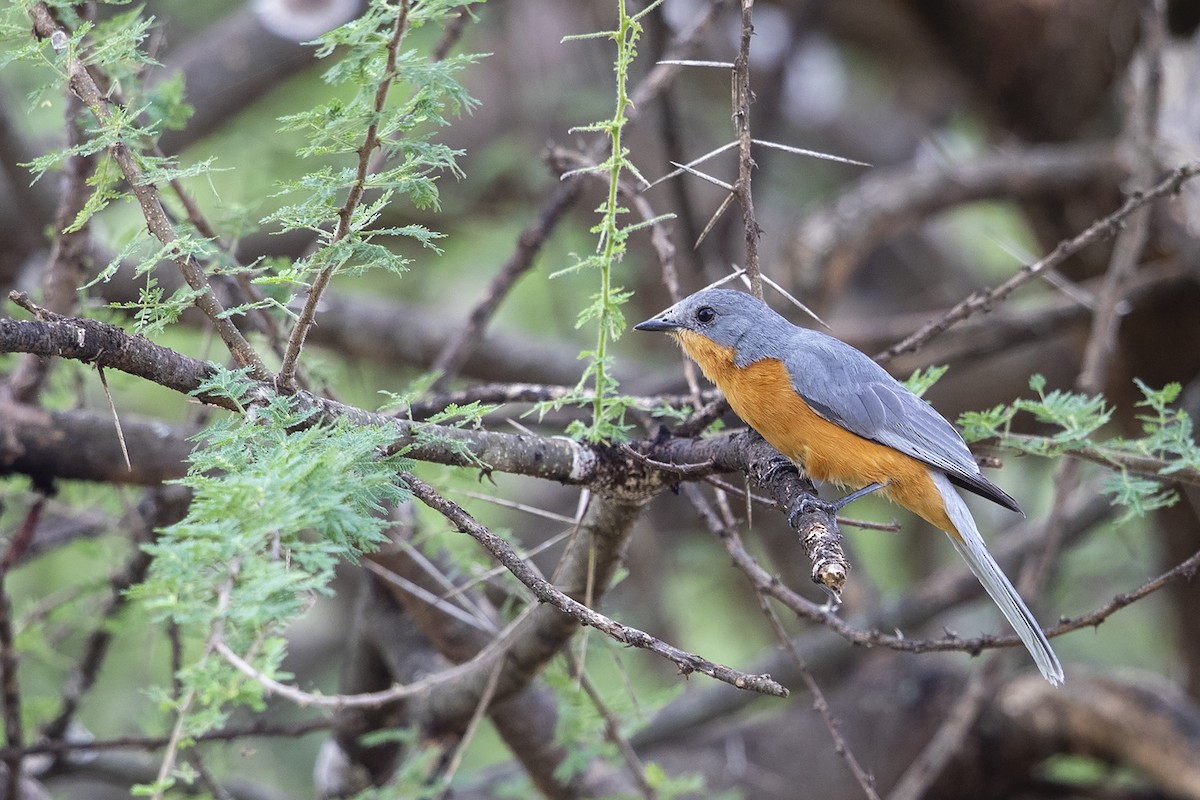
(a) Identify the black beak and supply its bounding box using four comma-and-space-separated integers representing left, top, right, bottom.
633, 316, 678, 332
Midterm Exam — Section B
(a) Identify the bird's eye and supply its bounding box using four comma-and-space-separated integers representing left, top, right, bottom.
695, 306, 715, 324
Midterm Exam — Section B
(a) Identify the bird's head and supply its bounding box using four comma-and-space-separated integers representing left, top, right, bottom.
633, 288, 769, 350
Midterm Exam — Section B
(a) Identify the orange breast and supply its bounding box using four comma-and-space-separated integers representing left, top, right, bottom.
673, 330, 956, 535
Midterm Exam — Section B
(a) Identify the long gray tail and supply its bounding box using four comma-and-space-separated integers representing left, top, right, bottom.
931, 472, 1064, 685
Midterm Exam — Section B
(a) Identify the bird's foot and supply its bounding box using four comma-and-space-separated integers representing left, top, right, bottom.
786, 481, 888, 527
760, 457, 800, 484
786, 495, 837, 527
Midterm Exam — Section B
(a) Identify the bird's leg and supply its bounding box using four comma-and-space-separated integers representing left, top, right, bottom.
787, 482, 888, 527
831, 481, 888, 510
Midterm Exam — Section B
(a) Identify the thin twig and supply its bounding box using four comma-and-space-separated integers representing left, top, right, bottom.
1052, 546, 1200, 635
999, 433, 1200, 488
685, 479, 878, 798
731, 0, 762, 297
405, 474, 788, 696
757, 595, 881, 800
568, 653, 659, 800
885, 660, 999, 800
434, 659, 504, 799
0, 718, 338, 761
96, 367, 132, 473
703, 475, 901, 532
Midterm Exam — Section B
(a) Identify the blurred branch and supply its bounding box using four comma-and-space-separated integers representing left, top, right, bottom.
842, 258, 1194, 372
40, 488, 188, 750
6, 89, 93, 403
0, 719, 337, 763
633, 489, 1112, 748
877, 159, 1200, 363
0, 83, 56, 235
1076, 0, 1165, 396
361, 508, 619, 797
429, 174, 585, 390
792, 142, 1123, 300
1032, 1, 1168, 600
0, 500, 32, 800
996, 671, 1200, 799
427, 0, 728, 388
0, 402, 195, 487
886, 659, 999, 800
755, 592, 881, 800
155, 2, 348, 155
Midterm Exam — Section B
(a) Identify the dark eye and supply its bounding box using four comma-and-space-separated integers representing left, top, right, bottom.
695, 306, 715, 324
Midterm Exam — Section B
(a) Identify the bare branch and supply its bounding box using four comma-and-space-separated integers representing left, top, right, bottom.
792, 142, 1123, 299
406, 474, 788, 697
732, 0, 761, 297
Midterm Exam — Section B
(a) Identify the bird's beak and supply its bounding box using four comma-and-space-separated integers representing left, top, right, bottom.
634, 306, 682, 332
633, 315, 678, 332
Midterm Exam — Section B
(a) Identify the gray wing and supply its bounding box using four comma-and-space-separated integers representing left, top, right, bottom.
780, 329, 1020, 512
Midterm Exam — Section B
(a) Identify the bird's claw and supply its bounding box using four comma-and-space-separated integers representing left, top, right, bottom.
760, 457, 800, 484
786, 495, 837, 527
787, 481, 889, 527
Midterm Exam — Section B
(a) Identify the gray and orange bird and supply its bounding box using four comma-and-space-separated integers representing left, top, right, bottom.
635, 288, 1063, 684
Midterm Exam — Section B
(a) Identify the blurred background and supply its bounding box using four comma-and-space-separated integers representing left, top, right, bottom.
2, 0, 1199, 797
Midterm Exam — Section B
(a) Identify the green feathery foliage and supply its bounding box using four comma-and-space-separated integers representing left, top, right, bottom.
127, 369, 411, 791
542, 0, 670, 443
960, 375, 1199, 519
263, 0, 481, 294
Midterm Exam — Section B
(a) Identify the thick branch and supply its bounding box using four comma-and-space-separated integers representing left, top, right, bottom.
0, 305, 784, 498
996, 671, 1200, 798
0, 403, 194, 487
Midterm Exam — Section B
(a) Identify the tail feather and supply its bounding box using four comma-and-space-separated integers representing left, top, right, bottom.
931, 472, 1064, 685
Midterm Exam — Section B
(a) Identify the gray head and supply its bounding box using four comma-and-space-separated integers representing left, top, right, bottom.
633, 288, 791, 353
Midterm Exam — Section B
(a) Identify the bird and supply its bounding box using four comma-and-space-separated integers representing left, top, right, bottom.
634, 287, 1064, 685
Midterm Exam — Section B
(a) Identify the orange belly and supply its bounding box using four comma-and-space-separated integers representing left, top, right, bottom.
673, 330, 956, 535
